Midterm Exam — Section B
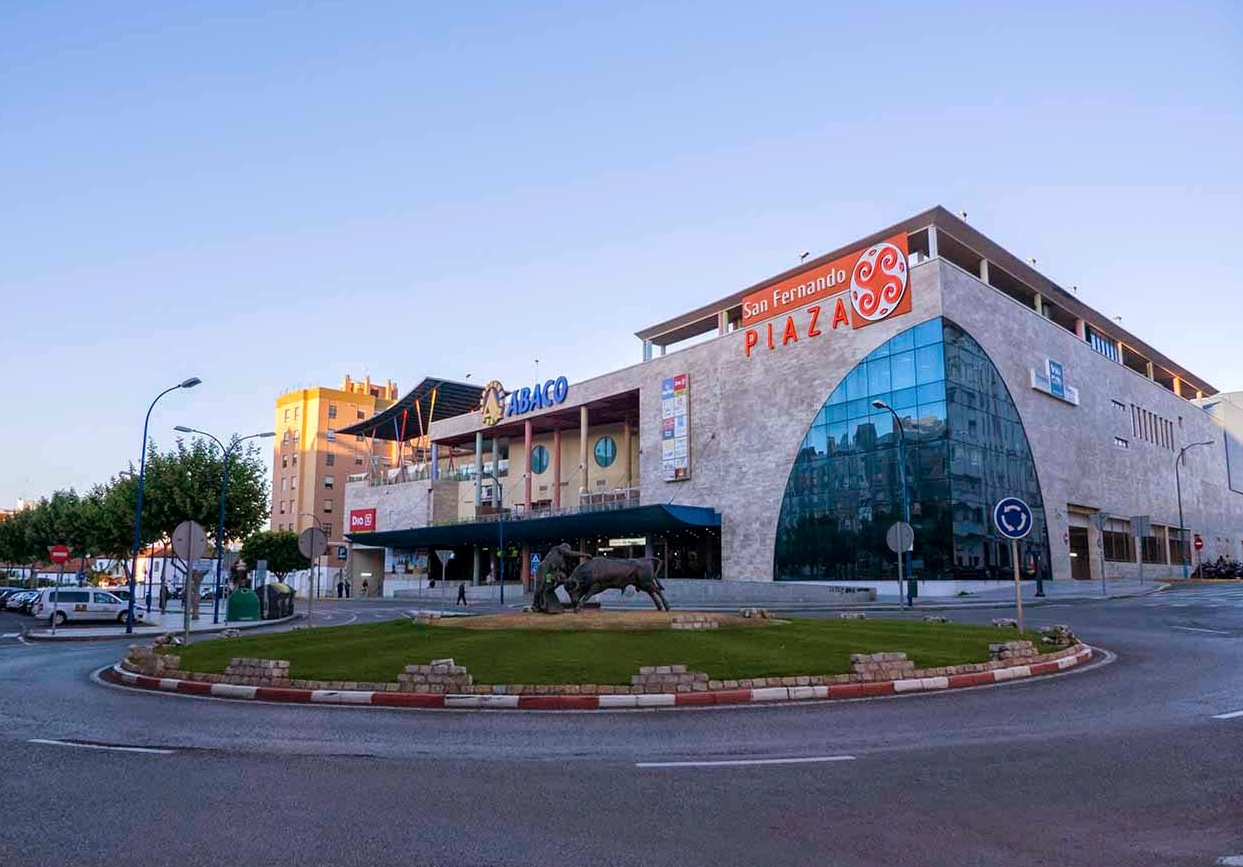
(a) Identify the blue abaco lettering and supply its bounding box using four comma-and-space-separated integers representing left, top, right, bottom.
506, 376, 569, 417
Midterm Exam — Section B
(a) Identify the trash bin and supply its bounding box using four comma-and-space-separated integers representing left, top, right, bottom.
263, 582, 295, 620
226, 588, 261, 622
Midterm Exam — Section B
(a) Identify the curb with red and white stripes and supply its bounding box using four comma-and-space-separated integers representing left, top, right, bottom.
99, 645, 1095, 711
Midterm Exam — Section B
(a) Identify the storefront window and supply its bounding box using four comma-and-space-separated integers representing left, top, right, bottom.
594, 436, 617, 468
774, 318, 1048, 581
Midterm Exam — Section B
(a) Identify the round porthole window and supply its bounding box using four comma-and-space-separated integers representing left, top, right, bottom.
530, 444, 549, 475
594, 436, 617, 468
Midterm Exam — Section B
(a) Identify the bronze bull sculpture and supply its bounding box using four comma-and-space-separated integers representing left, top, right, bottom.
532, 543, 589, 613
564, 556, 668, 612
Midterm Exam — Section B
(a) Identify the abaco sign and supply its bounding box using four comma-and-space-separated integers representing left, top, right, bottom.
478, 376, 570, 426
348, 508, 377, 533
741, 233, 911, 357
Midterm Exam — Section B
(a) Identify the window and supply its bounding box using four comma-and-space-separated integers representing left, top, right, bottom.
594, 436, 617, 468
279, 500, 286, 514
291, 476, 297, 489
284, 409, 290, 421
1103, 519, 1134, 562
322, 499, 334, 513
357, 409, 365, 419
355, 455, 364, 465
1141, 527, 1168, 564
356, 434, 365, 442
1114, 437, 1129, 449
325, 453, 335, 466
294, 407, 300, 420
530, 444, 550, 474
324, 476, 335, 489
292, 454, 298, 465
1085, 325, 1119, 362
326, 429, 336, 442
328, 404, 337, 419
322, 522, 332, 535
281, 455, 288, 468
280, 478, 287, 491
94, 592, 115, 604
1111, 399, 1126, 412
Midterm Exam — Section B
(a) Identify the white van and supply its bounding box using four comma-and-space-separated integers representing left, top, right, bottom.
32, 588, 144, 626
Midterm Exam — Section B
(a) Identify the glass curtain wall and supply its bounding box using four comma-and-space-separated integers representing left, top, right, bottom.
774, 318, 1048, 581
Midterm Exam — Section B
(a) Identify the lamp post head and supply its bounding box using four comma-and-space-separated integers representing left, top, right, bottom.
257, 431, 276, 439
173, 425, 195, 434
179, 377, 202, 389
871, 400, 889, 410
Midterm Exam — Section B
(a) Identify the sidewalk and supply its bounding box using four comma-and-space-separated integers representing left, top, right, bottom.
25, 610, 297, 642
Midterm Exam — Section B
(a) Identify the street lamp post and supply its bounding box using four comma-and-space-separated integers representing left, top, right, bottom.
174, 426, 275, 623
127, 378, 202, 634
1175, 440, 1214, 580
482, 471, 505, 606
872, 400, 913, 606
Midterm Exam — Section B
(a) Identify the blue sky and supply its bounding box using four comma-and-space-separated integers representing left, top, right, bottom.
2, 1, 1240, 506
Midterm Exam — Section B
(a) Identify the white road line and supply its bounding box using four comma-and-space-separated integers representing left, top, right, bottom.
1211, 710, 1243, 720
1171, 626, 1230, 634
28, 739, 175, 755
1217, 856, 1243, 866
636, 755, 856, 769
2, 632, 18, 638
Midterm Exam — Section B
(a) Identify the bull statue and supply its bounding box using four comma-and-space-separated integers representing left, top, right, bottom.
531, 543, 590, 613
564, 556, 668, 612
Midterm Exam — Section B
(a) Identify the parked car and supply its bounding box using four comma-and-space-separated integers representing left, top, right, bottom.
0, 588, 24, 608
32, 588, 144, 626
11, 590, 40, 614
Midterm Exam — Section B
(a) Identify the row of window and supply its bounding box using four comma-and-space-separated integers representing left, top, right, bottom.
325, 429, 366, 443
1130, 404, 1176, 450
283, 405, 368, 423
1085, 325, 1120, 363
527, 437, 619, 475
273, 520, 334, 534
1101, 521, 1188, 564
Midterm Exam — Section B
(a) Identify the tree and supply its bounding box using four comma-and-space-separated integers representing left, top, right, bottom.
240, 531, 309, 579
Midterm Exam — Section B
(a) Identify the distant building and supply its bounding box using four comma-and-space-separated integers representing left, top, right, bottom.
271, 375, 400, 569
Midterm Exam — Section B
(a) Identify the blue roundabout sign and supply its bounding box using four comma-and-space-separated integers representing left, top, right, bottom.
993, 497, 1034, 540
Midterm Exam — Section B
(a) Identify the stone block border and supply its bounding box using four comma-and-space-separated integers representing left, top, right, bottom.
101, 644, 1094, 711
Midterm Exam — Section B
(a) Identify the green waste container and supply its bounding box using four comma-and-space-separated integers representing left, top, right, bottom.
226, 587, 261, 622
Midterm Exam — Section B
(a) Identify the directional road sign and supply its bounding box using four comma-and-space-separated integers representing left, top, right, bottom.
993, 497, 1034, 540
885, 521, 915, 554
298, 527, 328, 559
172, 521, 209, 562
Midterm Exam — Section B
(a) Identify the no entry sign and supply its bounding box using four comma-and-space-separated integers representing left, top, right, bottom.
48, 545, 70, 564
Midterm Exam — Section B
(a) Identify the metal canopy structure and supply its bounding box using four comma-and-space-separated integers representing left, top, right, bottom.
345, 503, 721, 549
338, 378, 483, 442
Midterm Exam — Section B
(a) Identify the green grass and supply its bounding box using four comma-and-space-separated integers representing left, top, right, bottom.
171, 619, 1047, 684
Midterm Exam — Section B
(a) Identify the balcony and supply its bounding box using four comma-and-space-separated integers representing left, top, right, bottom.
442, 487, 642, 528
347, 460, 510, 488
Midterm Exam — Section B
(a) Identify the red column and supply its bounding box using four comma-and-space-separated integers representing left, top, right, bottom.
524, 419, 533, 513
552, 428, 562, 508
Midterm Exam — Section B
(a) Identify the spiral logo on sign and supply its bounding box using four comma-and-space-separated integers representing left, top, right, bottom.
849, 242, 908, 322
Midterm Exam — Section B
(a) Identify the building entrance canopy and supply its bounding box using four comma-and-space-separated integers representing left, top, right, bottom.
345, 503, 721, 549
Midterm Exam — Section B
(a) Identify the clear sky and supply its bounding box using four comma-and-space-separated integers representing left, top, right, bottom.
2, 1, 1240, 507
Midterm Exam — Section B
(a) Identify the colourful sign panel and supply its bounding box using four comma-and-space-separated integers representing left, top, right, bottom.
661, 373, 690, 481
349, 508, 377, 532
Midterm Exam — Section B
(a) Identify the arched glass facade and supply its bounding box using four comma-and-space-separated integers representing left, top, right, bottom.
773, 318, 1048, 582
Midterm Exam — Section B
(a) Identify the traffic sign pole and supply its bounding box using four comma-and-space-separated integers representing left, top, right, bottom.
1011, 538, 1023, 634
47, 545, 70, 636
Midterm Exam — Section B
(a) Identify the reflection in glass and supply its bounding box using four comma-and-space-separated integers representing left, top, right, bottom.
774, 319, 1047, 582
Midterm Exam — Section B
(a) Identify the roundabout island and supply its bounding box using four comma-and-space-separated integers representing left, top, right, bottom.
104, 610, 1093, 711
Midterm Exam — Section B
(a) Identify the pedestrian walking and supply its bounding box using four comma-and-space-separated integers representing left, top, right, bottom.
456, 582, 467, 606
361, 579, 369, 598
345, 579, 352, 598
336, 580, 344, 598
159, 583, 169, 615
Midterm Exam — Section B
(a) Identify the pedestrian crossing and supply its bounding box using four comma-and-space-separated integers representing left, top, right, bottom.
1132, 584, 1243, 608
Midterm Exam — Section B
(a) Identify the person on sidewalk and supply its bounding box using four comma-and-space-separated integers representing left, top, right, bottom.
360, 579, 368, 597
159, 583, 169, 615
336, 580, 344, 598
456, 582, 467, 606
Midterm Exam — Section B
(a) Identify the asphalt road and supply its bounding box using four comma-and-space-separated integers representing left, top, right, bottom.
1, 586, 1241, 866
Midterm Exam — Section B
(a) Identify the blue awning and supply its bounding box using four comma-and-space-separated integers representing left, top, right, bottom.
346, 503, 720, 549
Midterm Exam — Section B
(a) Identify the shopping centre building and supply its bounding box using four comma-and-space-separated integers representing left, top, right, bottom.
342, 206, 1243, 597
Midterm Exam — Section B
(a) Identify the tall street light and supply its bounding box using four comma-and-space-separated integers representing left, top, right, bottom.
127, 377, 202, 634
1175, 440, 1214, 580
174, 426, 275, 624
481, 470, 505, 606
872, 399, 913, 606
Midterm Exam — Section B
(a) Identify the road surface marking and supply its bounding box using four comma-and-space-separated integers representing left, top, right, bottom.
29, 739, 175, 755
1211, 710, 1243, 720
1217, 856, 1243, 866
2, 632, 18, 638
1171, 626, 1230, 634
636, 755, 856, 769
